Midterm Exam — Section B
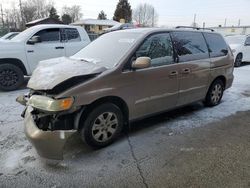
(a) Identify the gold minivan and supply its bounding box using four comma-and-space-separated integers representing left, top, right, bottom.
18, 27, 234, 159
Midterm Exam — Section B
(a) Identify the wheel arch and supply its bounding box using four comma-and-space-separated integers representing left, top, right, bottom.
78, 96, 129, 130
211, 75, 226, 88
0, 58, 27, 75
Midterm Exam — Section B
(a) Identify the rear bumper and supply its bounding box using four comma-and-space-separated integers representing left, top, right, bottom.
24, 107, 77, 160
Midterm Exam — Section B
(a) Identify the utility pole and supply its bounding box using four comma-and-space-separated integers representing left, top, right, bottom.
238, 19, 241, 27
203, 22, 205, 29
0, 4, 4, 27
152, 8, 154, 27
19, 0, 24, 29
193, 14, 197, 27
224, 18, 227, 27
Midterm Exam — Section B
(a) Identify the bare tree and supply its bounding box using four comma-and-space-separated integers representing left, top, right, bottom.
21, 0, 54, 23
62, 5, 83, 23
133, 3, 158, 27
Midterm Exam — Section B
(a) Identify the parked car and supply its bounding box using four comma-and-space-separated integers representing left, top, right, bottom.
0, 24, 90, 91
0, 32, 20, 40
17, 28, 234, 159
225, 35, 250, 67
103, 23, 136, 33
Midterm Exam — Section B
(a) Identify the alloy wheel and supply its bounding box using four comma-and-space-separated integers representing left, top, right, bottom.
91, 112, 118, 142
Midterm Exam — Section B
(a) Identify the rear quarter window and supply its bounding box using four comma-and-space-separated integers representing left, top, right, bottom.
203, 33, 228, 58
65, 28, 81, 42
171, 31, 209, 62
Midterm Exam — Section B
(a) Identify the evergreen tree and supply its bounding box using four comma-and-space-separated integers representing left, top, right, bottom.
61, 14, 72, 24
98, 10, 107, 20
113, 0, 132, 23
49, 7, 60, 21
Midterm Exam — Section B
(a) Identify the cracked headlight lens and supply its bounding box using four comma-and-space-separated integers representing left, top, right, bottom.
28, 95, 74, 112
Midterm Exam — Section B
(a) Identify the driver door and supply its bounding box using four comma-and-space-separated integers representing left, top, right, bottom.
26, 28, 65, 72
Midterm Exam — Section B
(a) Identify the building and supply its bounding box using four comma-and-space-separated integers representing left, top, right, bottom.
26, 17, 63, 28
71, 19, 119, 34
210, 26, 250, 36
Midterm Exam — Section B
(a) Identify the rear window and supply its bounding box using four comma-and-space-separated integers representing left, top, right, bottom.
203, 33, 228, 58
65, 28, 81, 42
171, 31, 209, 62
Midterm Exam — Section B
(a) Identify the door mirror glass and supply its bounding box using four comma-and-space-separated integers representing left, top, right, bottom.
27, 36, 41, 45
132, 57, 151, 69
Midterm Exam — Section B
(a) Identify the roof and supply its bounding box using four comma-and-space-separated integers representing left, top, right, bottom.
26, 18, 48, 25
26, 17, 63, 27
72, 19, 119, 26
114, 27, 217, 35
26, 24, 81, 30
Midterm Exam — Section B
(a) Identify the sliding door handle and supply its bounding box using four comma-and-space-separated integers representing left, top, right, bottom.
55, 46, 64, 49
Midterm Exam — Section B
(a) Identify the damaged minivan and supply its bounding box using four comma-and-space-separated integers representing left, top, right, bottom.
17, 27, 234, 159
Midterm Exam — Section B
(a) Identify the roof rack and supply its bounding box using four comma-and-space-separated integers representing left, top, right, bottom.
175, 26, 214, 32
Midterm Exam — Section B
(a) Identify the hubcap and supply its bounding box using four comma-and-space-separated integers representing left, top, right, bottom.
0, 69, 18, 87
92, 112, 118, 142
211, 84, 222, 104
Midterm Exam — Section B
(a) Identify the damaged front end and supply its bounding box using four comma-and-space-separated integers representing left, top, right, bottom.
17, 92, 82, 160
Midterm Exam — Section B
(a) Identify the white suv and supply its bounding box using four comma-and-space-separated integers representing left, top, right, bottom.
0, 24, 90, 91
225, 35, 250, 67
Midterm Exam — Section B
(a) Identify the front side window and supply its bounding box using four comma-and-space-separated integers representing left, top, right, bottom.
65, 28, 81, 42
171, 31, 209, 62
135, 33, 174, 67
33, 28, 60, 42
204, 33, 228, 58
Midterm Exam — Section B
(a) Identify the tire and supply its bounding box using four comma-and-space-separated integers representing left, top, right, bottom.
234, 54, 242, 67
0, 64, 24, 91
80, 103, 124, 148
204, 79, 224, 107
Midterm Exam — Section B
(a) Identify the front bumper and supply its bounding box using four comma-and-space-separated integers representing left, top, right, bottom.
24, 107, 77, 160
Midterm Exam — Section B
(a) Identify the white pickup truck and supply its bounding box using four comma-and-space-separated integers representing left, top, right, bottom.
0, 24, 90, 91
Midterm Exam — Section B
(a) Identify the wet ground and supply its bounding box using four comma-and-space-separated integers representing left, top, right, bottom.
0, 65, 250, 188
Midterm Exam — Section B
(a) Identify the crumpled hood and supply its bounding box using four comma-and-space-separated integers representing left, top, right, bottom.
28, 57, 107, 90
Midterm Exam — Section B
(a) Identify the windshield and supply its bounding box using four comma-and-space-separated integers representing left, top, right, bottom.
72, 31, 142, 68
225, 35, 245, 44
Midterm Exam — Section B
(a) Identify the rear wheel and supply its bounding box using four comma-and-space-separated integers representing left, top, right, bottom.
0, 64, 24, 91
204, 79, 224, 107
80, 103, 124, 148
235, 54, 243, 67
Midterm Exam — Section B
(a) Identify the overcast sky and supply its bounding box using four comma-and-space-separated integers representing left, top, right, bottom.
1, 0, 250, 27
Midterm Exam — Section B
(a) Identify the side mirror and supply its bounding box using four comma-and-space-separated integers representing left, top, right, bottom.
132, 57, 151, 69
221, 49, 228, 55
27, 36, 41, 45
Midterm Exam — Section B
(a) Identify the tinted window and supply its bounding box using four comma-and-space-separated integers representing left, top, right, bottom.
171, 31, 209, 62
34, 28, 60, 42
203, 33, 228, 58
135, 33, 174, 67
65, 28, 81, 42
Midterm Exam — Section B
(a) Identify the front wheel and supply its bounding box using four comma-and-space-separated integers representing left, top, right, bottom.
80, 103, 124, 148
204, 79, 224, 107
234, 54, 243, 67
0, 64, 24, 91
